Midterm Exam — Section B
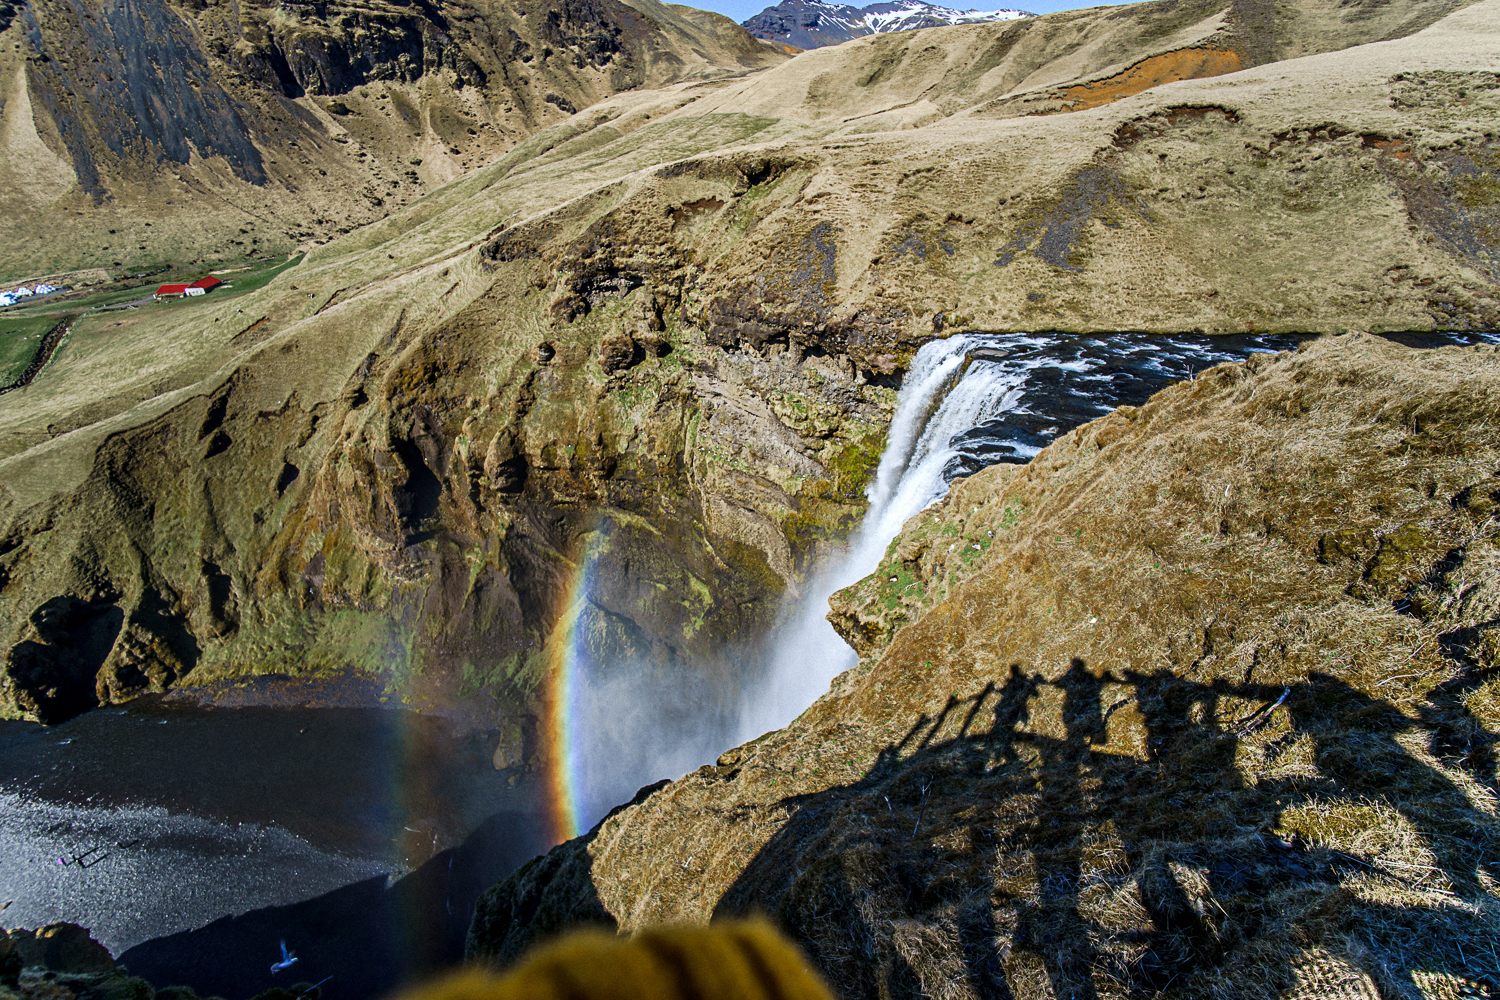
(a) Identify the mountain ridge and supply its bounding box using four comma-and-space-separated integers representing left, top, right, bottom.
0, 0, 788, 278
742, 0, 1033, 50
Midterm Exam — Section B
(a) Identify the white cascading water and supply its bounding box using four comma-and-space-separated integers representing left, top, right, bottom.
568, 329, 1313, 826
737, 334, 1033, 739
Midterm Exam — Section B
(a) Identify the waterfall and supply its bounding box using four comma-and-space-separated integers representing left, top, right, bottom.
571, 330, 1308, 824
738, 334, 1032, 739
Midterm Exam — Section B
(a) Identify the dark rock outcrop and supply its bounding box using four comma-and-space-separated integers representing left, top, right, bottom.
7, 923, 117, 977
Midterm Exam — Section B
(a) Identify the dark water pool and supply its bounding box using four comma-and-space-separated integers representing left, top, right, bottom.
0, 694, 548, 999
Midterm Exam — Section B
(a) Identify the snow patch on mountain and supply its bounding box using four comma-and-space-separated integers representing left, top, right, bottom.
743, 0, 1033, 50
862, 1, 1032, 31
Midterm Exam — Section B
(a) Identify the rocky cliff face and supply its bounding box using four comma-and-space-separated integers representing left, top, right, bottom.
0, 0, 787, 276
0, 0, 1494, 744
0, 254, 895, 724
0, 127, 903, 725
469, 331, 1500, 997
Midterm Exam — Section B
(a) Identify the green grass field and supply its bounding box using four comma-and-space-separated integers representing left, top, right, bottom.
0, 316, 62, 385
0, 254, 305, 320
212, 254, 304, 297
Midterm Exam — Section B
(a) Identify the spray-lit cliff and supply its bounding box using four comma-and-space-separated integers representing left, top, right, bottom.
469, 329, 1500, 996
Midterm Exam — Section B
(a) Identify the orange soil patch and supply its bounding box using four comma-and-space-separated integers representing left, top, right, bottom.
1052, 47, 1243, 112
1362, 135, 1414, 159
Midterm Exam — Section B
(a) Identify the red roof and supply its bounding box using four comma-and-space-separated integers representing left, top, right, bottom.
155, 277, 221, 296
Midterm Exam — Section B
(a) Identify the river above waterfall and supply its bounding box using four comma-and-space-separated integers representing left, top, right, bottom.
734, 329, 1498, 746
735, 331, 1309, 743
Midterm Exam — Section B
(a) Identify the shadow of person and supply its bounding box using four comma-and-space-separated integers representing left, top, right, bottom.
1285, 672, 1490, 899
712, 658, 1500, 1000
1414, 627, 1500, 800
1008, 658, 1104, 1000
1115, 670, 1248, 989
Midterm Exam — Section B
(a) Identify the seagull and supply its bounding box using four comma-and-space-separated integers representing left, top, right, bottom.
270, 940, 298, 974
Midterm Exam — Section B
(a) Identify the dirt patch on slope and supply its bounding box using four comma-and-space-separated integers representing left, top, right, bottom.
1045, 47, 1245, 114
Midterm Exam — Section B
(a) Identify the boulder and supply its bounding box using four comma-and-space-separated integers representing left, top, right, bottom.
597, 331, 639, 374
7, 923, 116, 975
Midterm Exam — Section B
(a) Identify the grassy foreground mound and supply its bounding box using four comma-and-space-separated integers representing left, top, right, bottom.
469, 333, 1500, 998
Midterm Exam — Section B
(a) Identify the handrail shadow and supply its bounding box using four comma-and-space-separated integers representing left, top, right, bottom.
715, 659, 1500, 998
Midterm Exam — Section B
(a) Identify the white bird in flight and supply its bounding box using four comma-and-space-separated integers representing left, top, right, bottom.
270, 939, 298, 974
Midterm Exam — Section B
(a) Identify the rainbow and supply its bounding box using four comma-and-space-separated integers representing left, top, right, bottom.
539, 530, 604, 845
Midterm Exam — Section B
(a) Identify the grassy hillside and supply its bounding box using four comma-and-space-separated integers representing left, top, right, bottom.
0, 318, 58, 386
0, 0, 788, 279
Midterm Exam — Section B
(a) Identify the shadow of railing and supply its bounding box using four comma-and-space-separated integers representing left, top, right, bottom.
716, 660, 1500, 998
